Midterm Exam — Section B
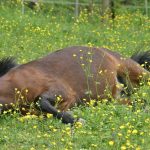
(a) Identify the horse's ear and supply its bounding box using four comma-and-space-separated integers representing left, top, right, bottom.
0, 57, 18, 77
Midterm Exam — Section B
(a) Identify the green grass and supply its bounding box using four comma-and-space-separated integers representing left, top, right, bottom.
0, 3, 150, 150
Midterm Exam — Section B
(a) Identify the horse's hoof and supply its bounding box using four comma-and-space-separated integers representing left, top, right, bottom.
60, 112, 75, 124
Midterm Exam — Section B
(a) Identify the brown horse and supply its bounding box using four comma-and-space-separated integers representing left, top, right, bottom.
0, 46, 150, 124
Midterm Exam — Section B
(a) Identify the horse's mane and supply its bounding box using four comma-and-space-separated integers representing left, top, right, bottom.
0, 57, 18, 77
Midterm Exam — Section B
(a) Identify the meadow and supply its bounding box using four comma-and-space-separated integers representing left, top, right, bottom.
0, 2, 150, 150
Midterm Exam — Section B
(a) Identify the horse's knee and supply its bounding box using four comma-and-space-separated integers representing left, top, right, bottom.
58, 100, 76, 111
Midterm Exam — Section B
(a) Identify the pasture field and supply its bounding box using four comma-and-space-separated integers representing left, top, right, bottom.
0, 2, 150, 150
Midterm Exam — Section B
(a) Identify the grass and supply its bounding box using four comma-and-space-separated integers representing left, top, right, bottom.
0, 2, 150, 150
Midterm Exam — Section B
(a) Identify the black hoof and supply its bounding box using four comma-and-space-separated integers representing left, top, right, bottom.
60, 112, 75, 124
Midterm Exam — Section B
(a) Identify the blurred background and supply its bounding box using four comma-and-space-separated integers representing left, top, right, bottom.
0, 0, 150, 62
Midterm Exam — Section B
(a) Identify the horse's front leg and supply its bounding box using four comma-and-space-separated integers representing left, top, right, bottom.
38, 96, 75, 124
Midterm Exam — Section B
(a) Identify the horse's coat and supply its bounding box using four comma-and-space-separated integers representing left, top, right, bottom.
0, 46, 149, 123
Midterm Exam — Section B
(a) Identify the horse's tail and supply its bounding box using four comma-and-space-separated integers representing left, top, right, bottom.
131, 50, 150, 71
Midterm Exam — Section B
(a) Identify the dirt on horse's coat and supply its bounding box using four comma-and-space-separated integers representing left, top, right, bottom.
0, 46, 150, 124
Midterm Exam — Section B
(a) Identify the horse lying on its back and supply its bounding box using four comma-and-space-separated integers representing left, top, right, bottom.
0, 46, 150, 124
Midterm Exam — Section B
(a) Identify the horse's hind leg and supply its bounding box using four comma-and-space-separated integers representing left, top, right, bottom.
38, 97, 75, 124
111, 75, 132, 105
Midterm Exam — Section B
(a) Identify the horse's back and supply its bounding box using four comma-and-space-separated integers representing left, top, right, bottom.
34, 46, 121, 100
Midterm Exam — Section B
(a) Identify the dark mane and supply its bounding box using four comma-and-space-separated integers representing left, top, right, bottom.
0, 57, 17, 77
131, 50, 150, 71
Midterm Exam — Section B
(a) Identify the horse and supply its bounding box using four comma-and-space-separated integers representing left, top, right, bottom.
0, 46, 150, 124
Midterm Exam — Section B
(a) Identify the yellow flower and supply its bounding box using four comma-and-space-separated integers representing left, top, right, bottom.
51, 142, 56, 145
135, 147, 141, 150
75, 121, 83, 128
121, 145, 126, 150
21, 96, 24, 99
73, 54, 77, 57
33, 126, 37, 129
91, 144, 97, 147
17, 91, 20, 94
22, 107, 25, 111
3, 111, 7, 114
26, 112, 31, 115
126, 140, 131, 146
142, 93, 146, 97
118, 133, 122, 137
140, 132, 144, 135
18, 117, 24, 122
61, 138, 65, 142
99, 70, 103, 74
47, 113, 53, 118
53, 128, 57, 132
147, 81, 150, 86
25, 89, 28, 93
109, 141, 114, 146
120, 125, 125, 129
65, 127, 71, 131
10, 103, 14, 106
132, 129, 138, 134
127, 130, 132, 134
37, 135, 41, 138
